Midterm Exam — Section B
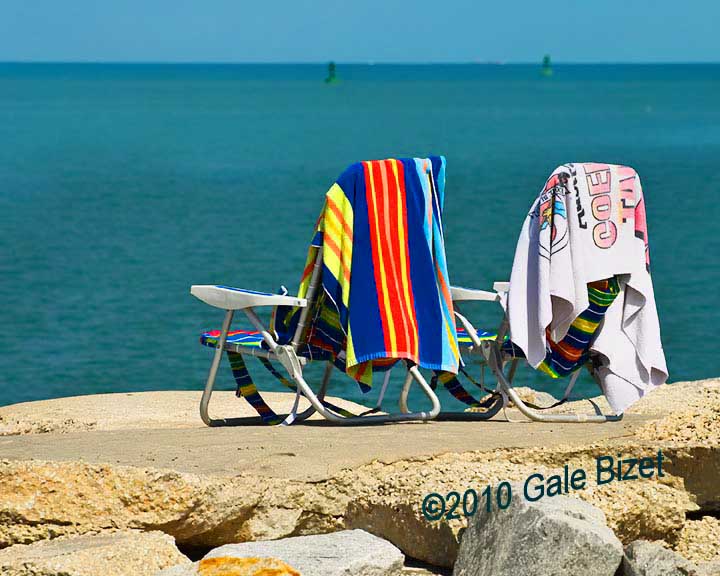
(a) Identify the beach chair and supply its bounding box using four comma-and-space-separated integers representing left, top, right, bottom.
450, 161, 670, 423
450, 280, 624, 423
191, 156, 506, 426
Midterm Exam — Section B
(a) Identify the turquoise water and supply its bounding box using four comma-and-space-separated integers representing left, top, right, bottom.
1, 63, 719, 409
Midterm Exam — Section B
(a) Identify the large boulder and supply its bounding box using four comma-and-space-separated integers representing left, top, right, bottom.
453, 490, 623, 576
0, 530, 188, 576
622, 540, 699, 575
158, 557, 300, 575
158, 530, 404, 576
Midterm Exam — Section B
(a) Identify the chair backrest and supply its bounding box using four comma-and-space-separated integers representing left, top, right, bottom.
273, 156, 459, 384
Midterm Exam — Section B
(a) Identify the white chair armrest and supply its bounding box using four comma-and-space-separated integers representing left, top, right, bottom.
450, 286, 501, 302
190, 285, 307, 310
493, 281, 510, 294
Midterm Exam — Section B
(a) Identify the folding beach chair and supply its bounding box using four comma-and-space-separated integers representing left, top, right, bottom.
191, 156, 506, 426
450, 280, 624, 423
448, 161, 669, 423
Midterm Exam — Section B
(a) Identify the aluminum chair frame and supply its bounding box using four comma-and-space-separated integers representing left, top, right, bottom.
450, 283, 624, 423
192, 247, 443, 426
193, 249, 622, 425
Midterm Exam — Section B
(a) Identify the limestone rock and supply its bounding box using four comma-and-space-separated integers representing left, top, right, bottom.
158, 556, 300, 576
0, 530, 188, 576
0, 380, 717, 572
453, 490, 623, 576
673, 516, 720, 563
0, 391, 371, 436
697, 560, 720, 576
622, 540, 698, 576
201, 530, 404, 575
0, 458, 348, 550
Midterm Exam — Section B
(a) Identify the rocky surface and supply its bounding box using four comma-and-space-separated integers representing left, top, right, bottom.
158, 557, 301, 576
622, 540, 698, 576
453, 491, 622, 576
0, 530, 188, 576
673, 516, 720, 563
0, 379, 717, 574
0, 391, 370, 436
159, 530, 404, 576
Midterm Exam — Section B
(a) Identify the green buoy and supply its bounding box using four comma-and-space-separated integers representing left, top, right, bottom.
324, 61, 338, 84
542, 54, 553, 77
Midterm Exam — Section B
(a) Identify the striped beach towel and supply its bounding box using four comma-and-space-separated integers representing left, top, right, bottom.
538, 277, 620, 378
276, 156, 460, 388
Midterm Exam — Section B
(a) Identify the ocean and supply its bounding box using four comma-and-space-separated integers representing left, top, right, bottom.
1, 63, 718, 410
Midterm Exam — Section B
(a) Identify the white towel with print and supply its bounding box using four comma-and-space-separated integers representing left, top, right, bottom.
506, 163, 668, 413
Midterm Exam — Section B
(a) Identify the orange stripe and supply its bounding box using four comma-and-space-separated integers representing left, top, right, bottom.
549, 339, 584, 361
323, 233, 351, 285
326, 196, 353, 242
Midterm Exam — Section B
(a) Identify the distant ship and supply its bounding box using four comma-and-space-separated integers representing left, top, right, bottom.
542, 55, 553, 77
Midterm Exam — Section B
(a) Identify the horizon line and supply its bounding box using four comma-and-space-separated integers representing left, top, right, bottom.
1, 60, 719, 66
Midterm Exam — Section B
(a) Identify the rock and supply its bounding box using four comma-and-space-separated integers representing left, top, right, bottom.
345, 499, 463, 569
622, 540, 698, 576
0, 458, 355, 550
673, 516, 720, 564
697, 560, 720, 576
507, 386, 560, 408
158, 557, 300, 576
0, 391, 371, 436
345, 447, 695, 568
453, 490, 623, 576
664, 447, 720, 512
0, 530, 188, 576
202, 530, 404, 575
158, 530, 403, 575
0, 380, 717, 571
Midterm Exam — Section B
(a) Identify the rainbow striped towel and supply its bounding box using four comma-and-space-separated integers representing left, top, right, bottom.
276, 156, 459, 387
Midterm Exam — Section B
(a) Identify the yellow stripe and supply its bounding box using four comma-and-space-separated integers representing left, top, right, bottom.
346, 324, 357, 369
366, 161, 397, 352
573, 317, 600, 334
444, 318, 459, 361
327, 185, 354, 309
537, 362, 560, 378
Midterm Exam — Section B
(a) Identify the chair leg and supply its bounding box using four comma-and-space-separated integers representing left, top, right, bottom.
200, 309, 234, 427
399, 366, 505, 421
488, 341, 623, 423
284, 362, 333, 424
276, 348, 440, 424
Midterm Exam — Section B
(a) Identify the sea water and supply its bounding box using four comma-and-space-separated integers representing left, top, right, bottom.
1, 63, 719, 409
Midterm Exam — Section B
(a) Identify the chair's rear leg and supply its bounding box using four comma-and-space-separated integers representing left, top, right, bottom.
289, 361, 333, 424
399, 369, 413, 414
319, 361, 333, 399
282, 351, 439, 424
489, 341, 623, 423
200, 309, 234, 426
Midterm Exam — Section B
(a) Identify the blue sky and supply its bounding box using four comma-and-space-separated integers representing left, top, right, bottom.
1, 1, 718, 63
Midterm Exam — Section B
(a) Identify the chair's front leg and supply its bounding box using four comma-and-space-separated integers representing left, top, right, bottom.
200, 309, 234, 426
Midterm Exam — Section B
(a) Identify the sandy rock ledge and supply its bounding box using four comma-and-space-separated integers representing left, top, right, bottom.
0, 530, 188, 576
0, 379, 717, 573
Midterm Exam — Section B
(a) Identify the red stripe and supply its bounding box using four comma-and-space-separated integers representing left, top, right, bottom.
371, 161, 403, 350
379, 160, 410, 353
364, 161, 393, 352
398, 161, 419, 358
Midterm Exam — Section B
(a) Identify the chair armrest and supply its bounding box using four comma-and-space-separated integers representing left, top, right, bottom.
493, 282, 510, 294
190, 285, 307, 310
450, 286, 501, 302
